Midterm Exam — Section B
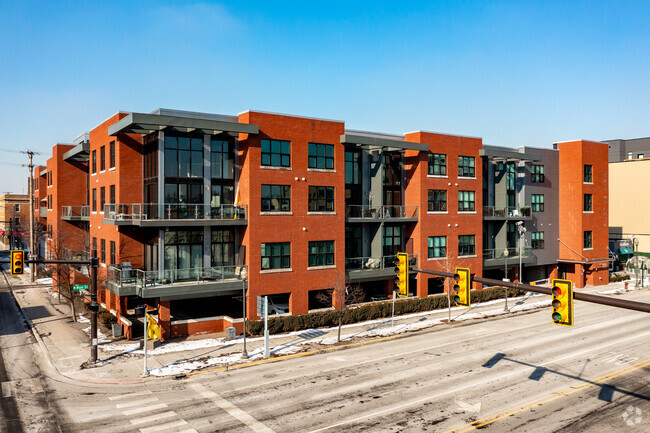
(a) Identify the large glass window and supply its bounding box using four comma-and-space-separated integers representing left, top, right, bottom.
345, 150, 360, 185
428, 236, 446, 258
531, 165, 544, 183
261, 185, 291, 212
532, 232, 544, 249
458, 235, 475, 256
164, 230, 204, 279
584, 194, 592, 212
584, 231, 592, 249
261, 139, 290, 167
308, 241, 334, 267
531, 194, 544, 212
164, 135, 203, 178
428, 153, 447, 176
261, 242, 290, 270
584, 165, 592, 183
308, 143, 334, 170
211, 139, 234, 179
458, 190, 476, 212
308, 186, 334, 212
458, 156, 475, 178
428, 189, 447, 212
211, 229, 234, 267
382, 225, 402, 257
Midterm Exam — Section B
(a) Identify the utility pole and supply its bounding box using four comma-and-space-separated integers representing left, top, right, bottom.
27, 151, 35, 282
90, 249, 99, 363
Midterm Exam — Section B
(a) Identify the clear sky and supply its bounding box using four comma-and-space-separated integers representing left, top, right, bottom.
1, 0, 649, 193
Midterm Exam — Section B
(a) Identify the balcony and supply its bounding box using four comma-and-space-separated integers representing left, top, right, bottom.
346, 254, 418, 283
483, 206, 531, 221
61, 205, 90, 222
483, 247, 534, 268
103, 203, 248, 227
106, 264, 247, 299
346, 205, 418, 223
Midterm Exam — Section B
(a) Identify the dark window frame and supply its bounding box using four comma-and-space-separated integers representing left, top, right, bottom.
308, 143, 334, 170
428, 189, 447, 212
100, 186, 105, 213
532, 232, 544, 249
531, 164, 545, 183
261, 139, 291, 168
100, 145, 105, 172
308, 240, 335, 267
531, 194, 545, 212
92, 150, 97, 174
458, 156, 475, 178
110, 241, 116, 266
458, 235, 476, 256
308, 186, 334, 212
261, 242, 291, 270
584, 231, 593, 249
584, 165, 593, 183
428, 236, 447, 258
261, 184, 291, 212
92, 188, 97, 212
458, 190, 476, 212
428, 153, 447, 176
109, 141, 115, 169
100, 239, 106, 263
584, 193, 592, 212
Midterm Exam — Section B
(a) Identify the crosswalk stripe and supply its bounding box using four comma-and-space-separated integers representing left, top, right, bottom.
115, 397, 159, 409
123, 403, 168, 416
130, 411, 177, 425
109, 390, 153, 401
139, 419, 188, 433
1, 381, 15, 398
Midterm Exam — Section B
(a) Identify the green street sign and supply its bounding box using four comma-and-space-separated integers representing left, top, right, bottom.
73, 284, 89, 291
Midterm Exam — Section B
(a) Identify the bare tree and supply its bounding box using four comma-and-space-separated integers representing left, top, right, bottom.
316, 272, 366, 343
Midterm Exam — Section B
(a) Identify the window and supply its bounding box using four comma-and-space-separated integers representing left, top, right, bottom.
100, 239, 106, 263
458, 156, 475, 178
531, 194, 544, 212
211, 229, 234, 267
458, 191, 476, 212
110, 185, 115, 204
308, 241, 334, 267
92, 150, 97, 174
110, 241, 116, 266
261, 139, 290, 167
382, 225, 402, 256
584, 194, 592, 212
211, 139, 234, 179
261, 242, 290, 270
428, 190, 447, 212
345, 151, 360, 185
261, 185, 291, 212
14, 204, 20, 212
428, 153, 447, 176
531, 165, 545, 183
532, 232, 544, 249
109, 141, 115, 169
100, 187, 105, 213
428, 236, 446, 258
458, 235, 475, 256
47, 195, 51, 210
584, 165, 592, 183
164, 230, 203, 278
92, 189, 97, 212
584, 231, 592, 249
164, 135, 203, 178
100, 146, 105, 171
308, 186, 334, 212
308, 143, 334, 170
638, 154, 644, 159
627, 152, 633, 160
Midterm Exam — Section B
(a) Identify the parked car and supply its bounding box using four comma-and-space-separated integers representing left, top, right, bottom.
268, 297, 289, 315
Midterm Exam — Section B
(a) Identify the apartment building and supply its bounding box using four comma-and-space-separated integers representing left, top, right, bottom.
0, 194, 30, 249
35, 108, 610, 340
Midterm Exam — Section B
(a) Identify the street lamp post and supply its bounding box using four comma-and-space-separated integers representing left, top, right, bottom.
503, 248, 509, 312
517, 221, 526, 284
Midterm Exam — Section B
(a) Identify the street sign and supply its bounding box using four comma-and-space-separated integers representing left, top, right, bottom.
73, 284, 89, 291
257, 295, 266, 317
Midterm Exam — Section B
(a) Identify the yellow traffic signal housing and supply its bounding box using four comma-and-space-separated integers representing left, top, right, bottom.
551, 278, 573, 327
394, 252, 409, 298
11, 250, 24, 276
453, 267, 471, 307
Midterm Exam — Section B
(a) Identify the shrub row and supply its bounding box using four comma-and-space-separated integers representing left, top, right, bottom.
246, 286, 522, 336
609, 274, 630, 282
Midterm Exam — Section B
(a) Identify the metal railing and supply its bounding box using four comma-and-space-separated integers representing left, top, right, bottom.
483, 247, 532, 260
62, 205, 90, 219
346, 254, 418, 270
103, 203, 247, 221
346, 205, 418, 219
107, 264, 248, 288
483, 205, 531, 218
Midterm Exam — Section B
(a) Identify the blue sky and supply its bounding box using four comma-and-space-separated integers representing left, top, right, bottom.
1, 0, 649, 193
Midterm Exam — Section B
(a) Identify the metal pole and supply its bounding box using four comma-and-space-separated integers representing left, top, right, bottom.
11, 205, 15, 250
90, 250, 99, 363
28, 151, 35, 283
503, 250, 509, 312
142, 310, 149, 377
264, 296, 269, 359
242, 278, 248, 359
392, 290, 396, 328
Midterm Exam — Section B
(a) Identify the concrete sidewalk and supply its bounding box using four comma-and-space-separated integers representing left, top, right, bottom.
6, 270, 645, 383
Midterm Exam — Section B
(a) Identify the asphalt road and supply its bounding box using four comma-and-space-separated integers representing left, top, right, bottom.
45, 289, 649, 433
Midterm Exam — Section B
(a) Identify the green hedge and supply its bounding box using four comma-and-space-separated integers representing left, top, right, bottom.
246, 286, 522, 336
609, 274, 630, 282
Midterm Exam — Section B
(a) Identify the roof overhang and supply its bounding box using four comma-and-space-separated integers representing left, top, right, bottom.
108, 112, 259, 137
63, 142, 90, 162
39, 169, 47, 177
557, 258, 613, 264
341, 133, 428, 152
479, 148, 539, 163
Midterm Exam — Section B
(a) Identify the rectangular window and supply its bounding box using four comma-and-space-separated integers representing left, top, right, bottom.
92, 150, 97, 174
458, 235, 475, 256
308, 186, 334, 212
261, 185, 291, 212
47, 195, 51, 210
428, 236, 446, 258
584, 194, 592, 212
308, 143, 334, 170
47, 171, 52, 186
531, 194, 544, 212
458, 190, 476, 212
428, 190, 447, 212
14, 204, 20, 212
110, 241, 116, 266
531, 165, 545, 183
584, 231, 592, 249
638, 154, 644, 159
458, 156, 475, 178
109, 141, 115, 169
308, 240, 334, 267
261, 139, 290, 167
532, 232, 544, 249
345, 151, 361, 185
100, 239, 106, 263
92, 188, 97, 212
261, 242, 290, 270
100, 146, 105, 171
110, 185, 115, 204
100, 187, 105, 213
211, 228, 235, 267
584, 165, 592, 183
627, 152, 633, 159
428, 153, 447, 176
210, 139, 234, 179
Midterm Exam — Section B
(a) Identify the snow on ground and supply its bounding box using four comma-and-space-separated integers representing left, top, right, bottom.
36, 277, 53, 285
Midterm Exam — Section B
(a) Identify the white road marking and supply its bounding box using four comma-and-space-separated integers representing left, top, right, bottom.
115, 397, 159, 409
1, 381, 15, 398
130, 411, 177, 425
175, 430, 199, 433
123, 403, 168, 416
139, 419, 188, 433
192, 383, 275, 433
109, 390, 152, 400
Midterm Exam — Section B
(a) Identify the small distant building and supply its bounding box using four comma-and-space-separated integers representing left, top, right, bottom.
0, 194, 30, 249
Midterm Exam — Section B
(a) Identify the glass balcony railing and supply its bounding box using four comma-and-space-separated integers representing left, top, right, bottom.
483, 206, 531, 219
61, 205, 90, 220
107, 264, 248, 288
346, 254, 418, 270
346, 205, 418, 219
103, 203, 247, 222
483, 247, 532, 260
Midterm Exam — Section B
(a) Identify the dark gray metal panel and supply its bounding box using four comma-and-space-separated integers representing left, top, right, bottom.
106, 282, 137, 297
108, 112, 259, 136
347, 268, 394, 283
480, 146, 540, 162
341, 134, 428, 151
603, 137, 650, 163
62, 142, 90, 162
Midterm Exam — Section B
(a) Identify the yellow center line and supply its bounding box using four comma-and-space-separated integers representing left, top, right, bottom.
442, 358, 650, 433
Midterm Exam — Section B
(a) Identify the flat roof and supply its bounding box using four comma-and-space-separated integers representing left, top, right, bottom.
108, 112, 259, 137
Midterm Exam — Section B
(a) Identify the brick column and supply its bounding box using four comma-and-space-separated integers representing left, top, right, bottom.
290, 290, 309, 315
158, 300, 171, 341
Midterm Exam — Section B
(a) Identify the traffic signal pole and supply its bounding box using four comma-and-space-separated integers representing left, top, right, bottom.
412, 267, 650, 314
90, 250, 99, 363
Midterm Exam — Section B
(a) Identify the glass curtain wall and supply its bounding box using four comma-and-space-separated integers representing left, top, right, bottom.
210, 138, 235, 218
164, 135, 204, 219
164, 230, 203, 280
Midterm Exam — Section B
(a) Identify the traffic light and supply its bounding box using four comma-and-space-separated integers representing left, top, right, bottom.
10, 250, 24, 275
394, 252, 409, 298
551, 279, 573, 326
453, 267, 470, 307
